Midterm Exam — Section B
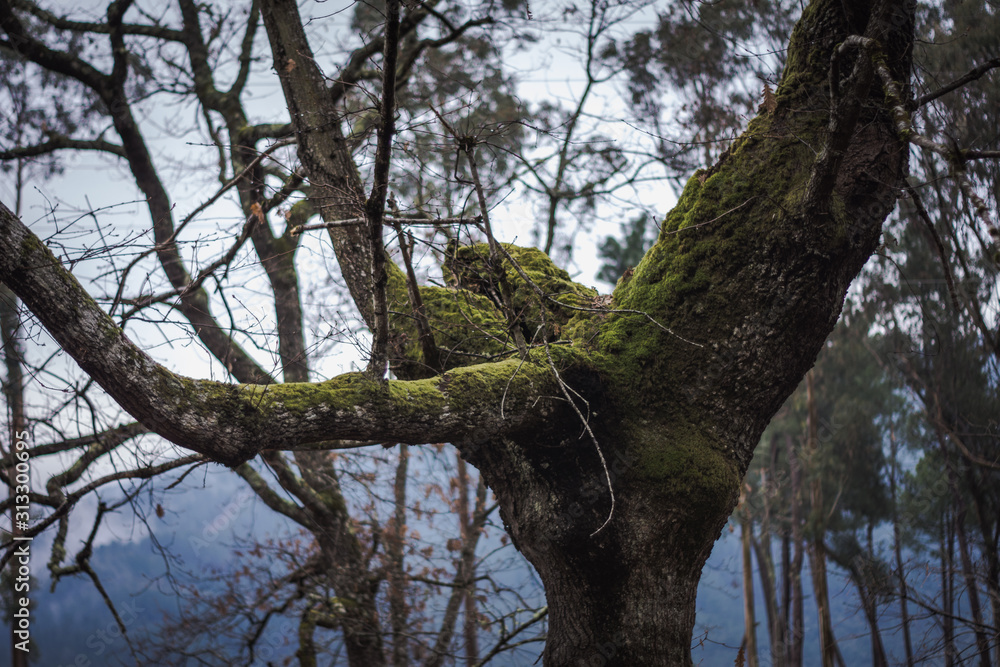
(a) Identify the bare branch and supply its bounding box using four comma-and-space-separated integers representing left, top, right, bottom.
291, 215, 477, 235
914, 56, 1000, 108
365, 0, 402, 380
392, 218, 442, 373
0, 136, 126, 160
473, 607, 548, 667
9, 0, 185, 40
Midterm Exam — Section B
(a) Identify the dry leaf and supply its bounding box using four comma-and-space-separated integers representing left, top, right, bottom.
284, 58, 296, 73
250, 201, 265, 223
762, 83, 777, 113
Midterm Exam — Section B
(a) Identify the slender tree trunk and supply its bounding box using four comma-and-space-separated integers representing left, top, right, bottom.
807, 543, 837, 667
788, 435, 805, 667
942, 513, 956, 667
851, 534, 888, 667
963, 465, 1000, 667
389, 445, 410, 667
740, 487, 759, 667
954, 504, 992, 666
889, 427, 915, 666
753, 535, 784, 667
806, 371, 837, 667
754, 451, 787, 667
457, 457, 479, 666
868, 526, 889, 667
939, 436, 992, 666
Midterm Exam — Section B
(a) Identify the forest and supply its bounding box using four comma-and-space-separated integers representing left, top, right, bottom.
1, 0, 998, 665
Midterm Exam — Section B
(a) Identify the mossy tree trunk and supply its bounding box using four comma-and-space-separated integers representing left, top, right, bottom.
0, 0, 915, 664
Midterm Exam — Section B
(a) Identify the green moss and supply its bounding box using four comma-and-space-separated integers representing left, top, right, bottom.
594, 99, 830, 391
395, 285, 511, 368
445, 242, 597, 339
264, 347, 587, 430
389, 242, 603, 374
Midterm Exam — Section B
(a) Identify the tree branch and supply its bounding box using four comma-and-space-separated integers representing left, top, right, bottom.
8, 0, 185, 41
365, 0, 402, 379
1, 200, 568, 465
0, 136, 126, 160
914, 56, 1000, 108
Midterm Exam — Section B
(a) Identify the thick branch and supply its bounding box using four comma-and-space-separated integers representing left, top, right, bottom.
1, 201, 567, 465
602, 0, 912, 475
365, 0, 402, 379
260, 0, 373, 323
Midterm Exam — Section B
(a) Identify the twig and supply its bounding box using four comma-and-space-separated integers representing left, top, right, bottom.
391, 215, 441, 371
540, 310, 615, 538
109, 137, 295, 317
291, 215, 478, 235
473, 607, 548, 667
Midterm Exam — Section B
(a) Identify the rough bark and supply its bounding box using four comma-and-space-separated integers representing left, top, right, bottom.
258, 0, 373, 323
0, 0, 916, 663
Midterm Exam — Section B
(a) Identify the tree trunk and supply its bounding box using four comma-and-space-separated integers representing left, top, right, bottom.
806, 371, 837, 667
963, 465, 1000, 667
788, 436, 805, 667
754, 455, 786, 667
848, 550, 888, 667
807, 543, 837, 667
457, 457, 480, 666
262, 1, 916, 662
940, 437, 992, 666
389, 445, 410, 667
890, 427, 915, 667
741, 488, 760, 667
942, 514, 956, 667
